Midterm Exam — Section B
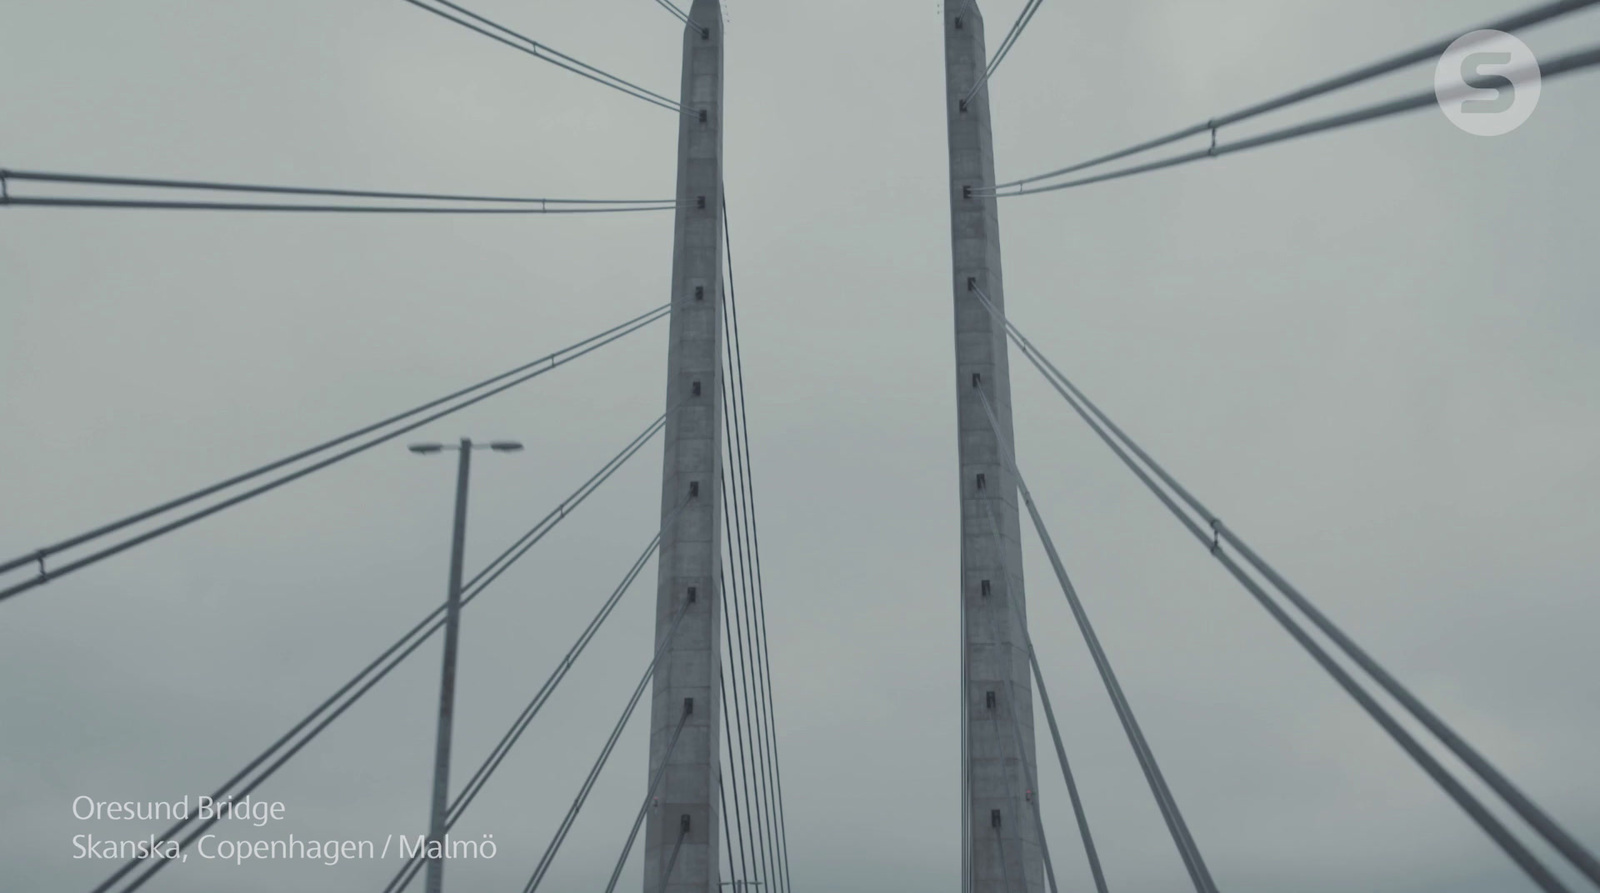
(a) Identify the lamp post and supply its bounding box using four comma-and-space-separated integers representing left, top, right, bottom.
407, 438, 523, 893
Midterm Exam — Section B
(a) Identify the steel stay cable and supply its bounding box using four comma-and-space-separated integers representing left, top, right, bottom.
987, 0, 1600, 191
717, 423, 771, 890
720, 669, 755, 887
721, 558, 777, 893
981, 43, 1600, 197
382, 838, 427, 893
715, 262, 779, 888
457, 407, 674, 601
379, 503, 686, 893
402, 0, 680, 114
654, 0, 690, 25
1022, 622, 1112, 893
661, 822, 692, 889
719, 211, 760, 893
980, 502, 1110, 893
653, 0, 706, 33
971, 535, 1062, 893
973, 382, 1217, 893
520, 596, 695, 893
400, 0, 689, 115
720, 320, 785, 893
719, 773, 742, 889
2, 198, 674, 213
984, 294, 1600, 886
961, 0, 1045, 108
3, 307, 669, 604
973, 396, 1209, 892
998, 661, 1063, 893
962, 0, 1037, 106
386, 518, 678, 893
989, 0, 1045, 74
422, 0, 686, 110
449, 506, 677, 849
974, 296, 1575, 893
723, 336, 786, 893
0, 305, 667, 581
602, 706, 694, 893
723, 195, 796, 893
0, 168, 671, 205
84, 410, 667, 893
113, 602, 450, 893
1010, 204, 1600, 893
720, 576, 771, 890
106, 428, 665, 893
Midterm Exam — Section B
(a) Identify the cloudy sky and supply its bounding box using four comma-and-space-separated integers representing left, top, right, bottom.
2, 0, 1597, 891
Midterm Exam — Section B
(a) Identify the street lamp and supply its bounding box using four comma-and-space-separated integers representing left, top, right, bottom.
408, 438, 522, 893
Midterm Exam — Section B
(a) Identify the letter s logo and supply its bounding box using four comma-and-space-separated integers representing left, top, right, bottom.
1436, 31, 1541, 136
1462, 52, 1515, 114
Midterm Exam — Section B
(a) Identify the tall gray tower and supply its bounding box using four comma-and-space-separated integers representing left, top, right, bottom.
644, 2, 725, 891
944, 4, 1043, 892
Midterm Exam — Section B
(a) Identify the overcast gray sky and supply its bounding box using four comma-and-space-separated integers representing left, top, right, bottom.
2, 1, 1598, 891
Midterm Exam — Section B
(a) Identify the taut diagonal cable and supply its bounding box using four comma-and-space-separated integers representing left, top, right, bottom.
972, 381, 1218, 893
602, 703, 694, 893
721, 558, 777, 892
4, 306, 669, 605
378, 499, 691, 893
85, 412, 668, 893
519, 596, 696, 893
652, 0, 707, 33
0, 168, 670, 205
984, 0, 1600, 193
723, 194, 796, 892
979, 45, 1600, 197
972, 287, 1578, 893
718, 773, 742, 888
960, 0, 1045, 109
720, 667, 756, 888
987, 302, 1600, 891
720, 332, 784, 893
401, 0, 688, 115
970, 516, 1062, 893
0, 168, 674, 212
979, 501, 1110, 893
660, 817, 692, 889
